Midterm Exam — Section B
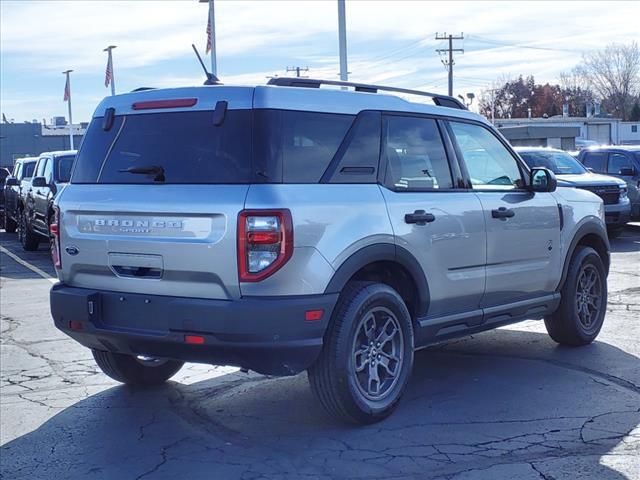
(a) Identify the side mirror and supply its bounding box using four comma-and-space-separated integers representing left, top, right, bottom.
530, 167, 557, 193
31, 176, 47, 188
5, 177, 19, 187
619, 167, 635, 176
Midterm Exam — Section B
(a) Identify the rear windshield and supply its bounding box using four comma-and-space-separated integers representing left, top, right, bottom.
22, 162, 36, 178
518, 150, 586, 175
56, 155, 75, 182
72, 110, 252, 184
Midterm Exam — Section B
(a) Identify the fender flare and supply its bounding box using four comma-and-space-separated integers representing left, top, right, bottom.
558, 220, 610, 290
324, 243, 430, 316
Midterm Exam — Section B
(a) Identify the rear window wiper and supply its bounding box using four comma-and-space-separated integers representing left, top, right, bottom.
118, 165, 165, 182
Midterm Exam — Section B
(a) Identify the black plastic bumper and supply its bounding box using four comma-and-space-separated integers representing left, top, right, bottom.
50, 284, 338, 376
605, 211, 631, 227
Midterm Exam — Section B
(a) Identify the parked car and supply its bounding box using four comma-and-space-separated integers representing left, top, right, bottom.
577, 145, 640, 220
515, 147, 630, 237
19, 150, 76, 251
50, 78, 610, 424
2, 157, 37, 233
0, 167, 10, 229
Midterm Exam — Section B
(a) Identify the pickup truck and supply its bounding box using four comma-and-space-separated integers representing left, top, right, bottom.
3, 157, 37, 233
19, 151, 76, 251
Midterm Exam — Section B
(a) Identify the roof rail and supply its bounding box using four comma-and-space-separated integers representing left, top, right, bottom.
266, 77, 467, 110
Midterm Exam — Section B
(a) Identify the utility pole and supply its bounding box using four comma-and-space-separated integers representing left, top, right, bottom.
337, 0, 348, 81
435, 33, 464, 97
286, 66, 309, 78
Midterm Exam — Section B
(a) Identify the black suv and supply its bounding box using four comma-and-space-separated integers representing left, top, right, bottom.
3, 157, 37, 233
19, 151, 76, 251
578, 146, 640, 220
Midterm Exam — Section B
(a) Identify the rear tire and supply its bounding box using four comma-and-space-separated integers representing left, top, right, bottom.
19, 211, 39, 251
308, 282, 414, 424
544, 246, 607, 346
92, 350, 184, 386
3, 212, 17, 233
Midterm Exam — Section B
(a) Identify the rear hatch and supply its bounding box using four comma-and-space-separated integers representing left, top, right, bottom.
57, 87, 255, 300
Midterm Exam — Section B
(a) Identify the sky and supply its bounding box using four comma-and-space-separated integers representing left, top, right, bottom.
1, 0, 639, 123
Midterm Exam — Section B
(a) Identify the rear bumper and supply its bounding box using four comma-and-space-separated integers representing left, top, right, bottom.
50, 284, 338, 376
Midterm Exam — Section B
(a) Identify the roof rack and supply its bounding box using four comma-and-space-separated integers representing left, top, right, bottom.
266, 77, 467, 110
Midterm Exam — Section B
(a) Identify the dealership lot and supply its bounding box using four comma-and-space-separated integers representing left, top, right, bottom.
1, 230, 638, 479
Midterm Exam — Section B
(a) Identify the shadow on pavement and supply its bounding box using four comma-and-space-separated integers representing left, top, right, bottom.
2, 330, 638, 479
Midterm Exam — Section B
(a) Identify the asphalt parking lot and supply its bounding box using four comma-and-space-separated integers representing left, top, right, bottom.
1, 229, 638, 480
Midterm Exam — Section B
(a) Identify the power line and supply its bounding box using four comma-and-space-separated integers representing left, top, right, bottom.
467, 34, 581, 53
435, 32, 464, 96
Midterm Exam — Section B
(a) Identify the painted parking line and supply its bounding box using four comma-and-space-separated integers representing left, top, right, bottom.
0, 245, 57, 284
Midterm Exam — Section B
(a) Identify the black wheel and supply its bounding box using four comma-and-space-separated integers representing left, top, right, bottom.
18, 211, 39, 251
92, 350, 184, 386
3, 211, 17, 233
544, 246, 607, 346
308, 282, 414, 424
607, 227, 623, 239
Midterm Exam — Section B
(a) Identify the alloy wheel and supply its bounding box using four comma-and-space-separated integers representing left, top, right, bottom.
575, 264, 602, 332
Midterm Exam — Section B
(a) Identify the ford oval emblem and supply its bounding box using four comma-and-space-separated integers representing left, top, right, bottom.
65, 245, 79, 256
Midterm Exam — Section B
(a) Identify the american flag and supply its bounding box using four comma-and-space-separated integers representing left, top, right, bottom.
206, 16, 212, 54
105, 53, 113, 88
63, 75, 70, 102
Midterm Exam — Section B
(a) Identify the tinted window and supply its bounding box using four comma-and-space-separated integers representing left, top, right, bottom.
581, 152, 606, 172
450, 122, 523, 189
43, 158, 53, 182
22, 161, 36, 178
384, 116, 452, 190
73, 110, 252, 184
324, 111, 381, 183
608, 153, 631, 174
35, 158, 47, 177
281, 111, 353, 182
519, 150, 586, 175
55, 155, 75, 182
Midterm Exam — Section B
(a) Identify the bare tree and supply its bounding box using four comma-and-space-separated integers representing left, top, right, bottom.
575, 42, 640, 120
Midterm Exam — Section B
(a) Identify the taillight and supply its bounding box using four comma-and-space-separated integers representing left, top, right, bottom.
50, 206, 62, 269
238, 209, 293, 282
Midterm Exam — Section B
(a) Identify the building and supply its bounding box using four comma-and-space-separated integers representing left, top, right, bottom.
619, 121, 640, 145
0, 121, 86, 168
498, 125, 580, 150
495, 116, 622, 145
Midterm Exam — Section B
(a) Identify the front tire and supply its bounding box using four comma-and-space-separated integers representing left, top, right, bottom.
3, 211, 17, 233
18, 211, 39, 251
92, 350, 184, 386
544, 246, 607, 346
308, 282, 414, 424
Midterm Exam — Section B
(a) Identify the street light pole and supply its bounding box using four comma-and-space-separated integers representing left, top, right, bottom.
337, 0, 348, 82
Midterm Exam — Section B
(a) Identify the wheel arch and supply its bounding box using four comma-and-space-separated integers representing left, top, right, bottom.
324, 243, 430, 319
559, 221, 610, 291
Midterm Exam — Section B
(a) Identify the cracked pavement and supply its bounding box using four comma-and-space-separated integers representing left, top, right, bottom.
1, 230, 639, 479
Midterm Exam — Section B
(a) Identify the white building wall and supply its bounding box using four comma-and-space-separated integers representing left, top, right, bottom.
619, 122, 640, 145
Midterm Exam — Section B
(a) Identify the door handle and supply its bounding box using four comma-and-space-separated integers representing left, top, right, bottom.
491, 207, 515, 219
404, 210, 436, 225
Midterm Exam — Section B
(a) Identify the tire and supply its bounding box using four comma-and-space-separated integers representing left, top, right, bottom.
607, 227, 623, 239
92, 350, 184, 386
18, 211, 39, 251
3, 211, 17, 233
308, 282, 414, 424
544, 246, 607, 346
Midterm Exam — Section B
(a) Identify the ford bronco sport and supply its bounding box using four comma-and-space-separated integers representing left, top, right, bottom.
50, 78, 610, 424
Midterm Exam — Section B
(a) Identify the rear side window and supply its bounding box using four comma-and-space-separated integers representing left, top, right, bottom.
383, 115, 452, 190
581, 152, 606, 172
22, 162, 35, 178
72, 110, 252, 184
56, 155, 75, 182
450, 121, 523, 189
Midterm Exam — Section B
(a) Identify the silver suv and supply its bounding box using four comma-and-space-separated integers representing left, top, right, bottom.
50, 78, 610, 424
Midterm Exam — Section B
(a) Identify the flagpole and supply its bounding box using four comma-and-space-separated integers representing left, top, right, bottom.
208, 0, 217, 76
63, 70, 74, 150
104, 45, 117, 96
